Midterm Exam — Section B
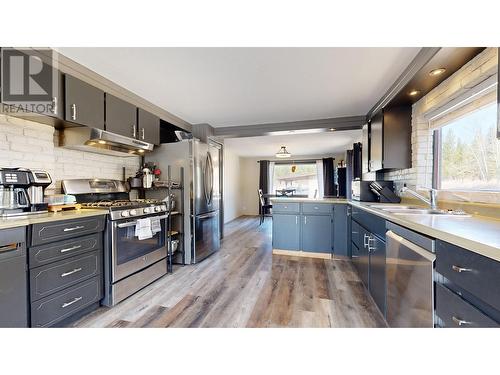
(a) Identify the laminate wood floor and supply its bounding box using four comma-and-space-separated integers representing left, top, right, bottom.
71, 216, 386, 328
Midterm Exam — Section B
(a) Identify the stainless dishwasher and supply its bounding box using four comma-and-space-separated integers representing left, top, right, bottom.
386, 223, 435, 328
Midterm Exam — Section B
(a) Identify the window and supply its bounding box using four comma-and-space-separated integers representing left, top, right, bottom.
272, 162, 319, 198
434, 101, 500, 191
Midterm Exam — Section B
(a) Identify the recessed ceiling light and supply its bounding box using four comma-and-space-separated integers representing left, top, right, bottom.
429, 68, 446, 77
329, 128, 336, 131
137, 149, 145, 153
408, 89, 421, 97
97, 140, 106, 144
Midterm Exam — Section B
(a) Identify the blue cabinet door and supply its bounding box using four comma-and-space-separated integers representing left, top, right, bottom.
301, 215, 333, 253
368, 234, 386, 317
334, 204, 349, 257
272, 214, 300, 250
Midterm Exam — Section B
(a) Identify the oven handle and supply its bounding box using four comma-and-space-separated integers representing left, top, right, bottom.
116, 214, 169, 228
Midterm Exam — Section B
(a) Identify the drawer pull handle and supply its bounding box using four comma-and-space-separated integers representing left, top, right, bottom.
314, 206, 319, 210
452, 265, 473, 273
363, 234, 370, 247
61, 296, 82, 308
0, 243, 18, 253
71, 104, 77, 120
60, 245, 82, 253
61, 268, 83, 277
63, 225, 85, 232
452, 316, 472, 326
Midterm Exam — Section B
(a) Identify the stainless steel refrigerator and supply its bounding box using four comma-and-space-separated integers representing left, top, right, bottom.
146, 138, 222, 264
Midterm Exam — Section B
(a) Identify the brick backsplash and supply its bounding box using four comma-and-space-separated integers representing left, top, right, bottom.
0, 114, 141, 194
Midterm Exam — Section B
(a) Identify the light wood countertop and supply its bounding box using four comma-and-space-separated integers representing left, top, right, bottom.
0, 209, 107, 230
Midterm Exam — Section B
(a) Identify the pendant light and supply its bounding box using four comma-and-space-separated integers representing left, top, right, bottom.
275, 146, 291, 158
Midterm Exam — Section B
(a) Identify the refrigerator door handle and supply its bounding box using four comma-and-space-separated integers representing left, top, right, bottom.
198, 211, 218, 219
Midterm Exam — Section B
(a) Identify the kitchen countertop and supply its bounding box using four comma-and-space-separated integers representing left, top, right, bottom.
351, 201, 500, 262
270, 197, 349, 204
269, 197, 500, 261
0, 209, 107, 230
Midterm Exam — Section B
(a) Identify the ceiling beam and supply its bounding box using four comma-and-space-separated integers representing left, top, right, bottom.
213, 115, 366, 138
366, 47, 441, 120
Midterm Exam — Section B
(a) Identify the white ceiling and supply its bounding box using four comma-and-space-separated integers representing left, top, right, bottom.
55, 47, 420, 127
224, 130, 362, 158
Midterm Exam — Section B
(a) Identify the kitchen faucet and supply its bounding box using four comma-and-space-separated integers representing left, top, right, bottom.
400, 185, 438, 210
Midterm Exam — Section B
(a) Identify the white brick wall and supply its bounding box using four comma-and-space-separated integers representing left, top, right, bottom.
385, 47, 498, 199
0, 115, 141, 194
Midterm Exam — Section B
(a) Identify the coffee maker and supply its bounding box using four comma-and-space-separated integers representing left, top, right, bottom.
0, 168, 52, 217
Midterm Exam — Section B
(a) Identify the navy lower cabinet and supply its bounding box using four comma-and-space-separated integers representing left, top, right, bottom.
352, 241, 369, 288
435, 239, 500, 327
301, 214, 333, 253
367, 234, 386, 316
333, 203, 350, 257
272, 214, 300, 250
350, 206, 387, 317
272, 202, 335, 254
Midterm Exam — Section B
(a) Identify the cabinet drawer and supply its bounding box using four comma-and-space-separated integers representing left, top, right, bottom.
436, 240, 500, 312
272, 202, 300, 214
31, 276, 102, 327
31, 216, 105, 246
351, 207, 386, 240
30, 250, 102, 302
302, 203, 333, 214
29, 233, 102, 268
436, 283, 499, 328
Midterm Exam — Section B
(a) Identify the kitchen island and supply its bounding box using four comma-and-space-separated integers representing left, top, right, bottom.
270, 197, 350, 258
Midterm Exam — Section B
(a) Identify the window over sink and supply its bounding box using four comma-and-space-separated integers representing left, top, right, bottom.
433, 93, 500, 192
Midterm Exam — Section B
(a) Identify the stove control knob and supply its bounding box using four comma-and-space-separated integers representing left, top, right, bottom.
143, 207, 151, 214
129, 209, 137, 216
154, 206, 161, 212
161, 205, 167, 211
121, 210, 130, 217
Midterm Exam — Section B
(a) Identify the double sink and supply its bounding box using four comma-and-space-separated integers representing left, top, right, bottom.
368, 204, 471, 217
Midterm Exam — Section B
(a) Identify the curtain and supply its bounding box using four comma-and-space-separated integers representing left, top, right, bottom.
268, 162, 275, 194
316, 160, 324, 198
322, 157, 336, 197
258, 160, 270, 215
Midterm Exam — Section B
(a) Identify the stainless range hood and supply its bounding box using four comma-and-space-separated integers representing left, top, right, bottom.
60, 127, 154, 157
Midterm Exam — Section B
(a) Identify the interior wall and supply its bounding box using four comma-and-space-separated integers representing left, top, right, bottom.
0, 115, 141, 194
223, 147, 242, 223
237, 153, 345, 216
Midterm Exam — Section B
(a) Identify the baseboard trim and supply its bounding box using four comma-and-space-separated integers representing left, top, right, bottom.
272, 249, 332, 260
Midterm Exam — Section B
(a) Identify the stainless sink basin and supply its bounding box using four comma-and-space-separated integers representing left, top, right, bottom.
369, 204, 411, 209
382, 208, 470, 217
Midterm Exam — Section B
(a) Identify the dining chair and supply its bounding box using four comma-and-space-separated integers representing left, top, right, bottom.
258, 189, 273, 225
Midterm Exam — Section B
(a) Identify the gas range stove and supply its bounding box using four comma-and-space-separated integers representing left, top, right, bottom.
80, 199, 168, 220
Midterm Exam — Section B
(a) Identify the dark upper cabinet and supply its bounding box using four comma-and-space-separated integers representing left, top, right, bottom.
105, 93, 137, 138
368, 106, 412, 171
352, 142, 362, 180
65, 74, 104, 129
361, 123, 370, 174
0, 49, 63, 119
138, 108, 160, 145
369, 112, 383, 171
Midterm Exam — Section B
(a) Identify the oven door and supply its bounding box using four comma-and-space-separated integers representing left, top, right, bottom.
111, 216, 167, 282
